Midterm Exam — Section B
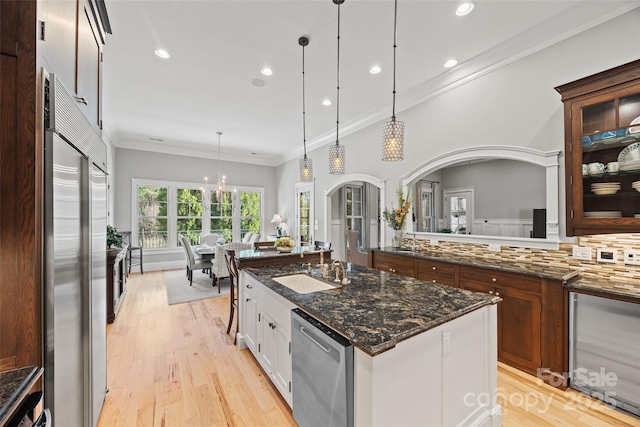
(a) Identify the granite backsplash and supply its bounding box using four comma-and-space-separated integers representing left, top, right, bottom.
406, 233, 640, 285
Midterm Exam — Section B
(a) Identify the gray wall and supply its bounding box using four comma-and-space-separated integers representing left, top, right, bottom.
275, 9, 640, 246
440, 159, 545, 220
113, 148, 277, 270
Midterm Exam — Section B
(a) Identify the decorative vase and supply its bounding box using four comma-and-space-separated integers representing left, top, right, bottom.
392, 229, 403, 247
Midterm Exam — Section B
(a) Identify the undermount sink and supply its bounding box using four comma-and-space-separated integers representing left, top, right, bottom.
273, 274, 336, 294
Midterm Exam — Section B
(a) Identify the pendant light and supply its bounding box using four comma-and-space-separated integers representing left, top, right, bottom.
382, 0, 404, 161
214, 131, 226, 203
298, 36, 313, 182
329, 0, 346, 175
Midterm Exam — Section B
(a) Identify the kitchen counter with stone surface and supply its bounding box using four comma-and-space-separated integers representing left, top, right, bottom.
374, 247, 579, 282
243, 262, 500, 356
0, 366, 42, 425
565, 275, 640, 302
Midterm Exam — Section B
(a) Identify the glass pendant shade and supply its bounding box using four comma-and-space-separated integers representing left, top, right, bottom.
329, 143, 346, 175
299, 156, 313, 182
382, 118, 404, 161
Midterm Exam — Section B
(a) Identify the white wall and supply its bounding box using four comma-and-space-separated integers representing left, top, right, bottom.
113, 147, 277, 269
276, 9, 640, 246
440, 159, 545, 220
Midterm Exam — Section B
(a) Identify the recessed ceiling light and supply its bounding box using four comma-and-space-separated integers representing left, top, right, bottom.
444, 59, 458, 68
261, 67, 273, 76
322, 99, 332, 106
456, 1, 475, 16
154, 49, 170, 59
369, 65, 382, 74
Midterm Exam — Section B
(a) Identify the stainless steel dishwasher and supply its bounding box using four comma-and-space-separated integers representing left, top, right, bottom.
291, 308, 354, 427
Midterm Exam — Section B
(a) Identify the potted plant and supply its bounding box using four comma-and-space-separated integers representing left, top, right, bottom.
274, 236, 295, 253
107, 225, 124, 249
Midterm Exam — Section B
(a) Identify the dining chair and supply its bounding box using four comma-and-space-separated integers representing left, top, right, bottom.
254, 240, 276, 250
199, 233, 222, 245
179, 235, 213, 286
224, 248, 239, 343
347, 229, 369, 267
211, 242, 252, 292
242, 232, 253, 243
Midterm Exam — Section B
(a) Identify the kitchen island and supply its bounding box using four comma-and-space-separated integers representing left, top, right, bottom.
238, 258, 502, 426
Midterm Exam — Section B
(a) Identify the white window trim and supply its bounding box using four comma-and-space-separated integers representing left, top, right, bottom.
131, 178, 264, 248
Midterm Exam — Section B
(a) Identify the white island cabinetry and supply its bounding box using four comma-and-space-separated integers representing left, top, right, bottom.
240, 272, 295, 406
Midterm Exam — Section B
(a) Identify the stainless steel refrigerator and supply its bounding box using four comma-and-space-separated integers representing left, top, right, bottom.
43, 72, 108, 427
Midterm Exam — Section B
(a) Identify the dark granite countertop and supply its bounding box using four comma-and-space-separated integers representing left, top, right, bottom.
237, 246, 323, 262
373, 247, 579, 282
0, 366, 42, 425
565, 276, 640, 302
244, 262, 500, 356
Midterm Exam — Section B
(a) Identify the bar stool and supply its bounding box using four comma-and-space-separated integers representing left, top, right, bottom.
224, 248, 239, 343
122, 231, 143, 274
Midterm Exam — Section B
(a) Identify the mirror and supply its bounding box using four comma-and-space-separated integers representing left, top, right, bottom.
402, 146, 560, 247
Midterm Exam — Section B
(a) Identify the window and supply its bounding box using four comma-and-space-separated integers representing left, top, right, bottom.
133, 179, 264, 249
177, 188, 203, 245
210, 190, 233, 242
136, 185, 169, 248
240, 190, 261, 240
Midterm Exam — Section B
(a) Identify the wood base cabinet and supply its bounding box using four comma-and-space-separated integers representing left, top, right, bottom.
371, 251, 566, 385
107, 247, 127, 323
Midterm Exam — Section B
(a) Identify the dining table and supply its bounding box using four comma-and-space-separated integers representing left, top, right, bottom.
194, 244, 216, 260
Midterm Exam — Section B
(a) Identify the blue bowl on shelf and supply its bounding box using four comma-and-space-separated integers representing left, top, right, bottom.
581, 136, 592, 148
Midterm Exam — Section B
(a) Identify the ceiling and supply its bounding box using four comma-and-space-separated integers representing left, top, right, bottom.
102, 0, 638, 166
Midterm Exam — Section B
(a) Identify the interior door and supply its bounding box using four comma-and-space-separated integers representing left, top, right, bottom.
443, 189, 474, 234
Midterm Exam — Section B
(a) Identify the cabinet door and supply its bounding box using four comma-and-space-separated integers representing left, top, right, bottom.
373, 253, 416, 277
258, 311, 276, 376
496, 286, 541, 372
416, 260, 456, 287
76, 1, 102, 130
274, 323, 292, 404
244, 296, 258, 354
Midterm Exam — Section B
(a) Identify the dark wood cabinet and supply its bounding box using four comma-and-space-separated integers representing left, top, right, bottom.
556, 59, 640, 236
372, 252, 416, 277
416, 259, 457, 287
458, 267, 542, 373
371, 251, 566, 385
76, 0, 103, 130
107, 247, 127, 323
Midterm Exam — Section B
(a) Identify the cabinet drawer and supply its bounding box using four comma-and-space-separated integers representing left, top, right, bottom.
373, 253, 416, 277
458, 266, 540, 293
416, 270, 456, 287
417, 259, 456, 276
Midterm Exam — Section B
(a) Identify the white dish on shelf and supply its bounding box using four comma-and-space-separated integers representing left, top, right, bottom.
629, 116, 640, 134
635, 214, 640, 218
584, 211, 622, 218
618, 142, 640, 162
592, 189, 620, 195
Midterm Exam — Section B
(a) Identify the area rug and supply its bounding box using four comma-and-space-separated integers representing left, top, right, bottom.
164, 268, 230, 305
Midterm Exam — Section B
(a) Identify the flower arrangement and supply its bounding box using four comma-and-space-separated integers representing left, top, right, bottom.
274, 236, 295, 248
382, 187, 413, 230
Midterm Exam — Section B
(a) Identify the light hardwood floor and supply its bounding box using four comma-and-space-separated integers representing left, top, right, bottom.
98, 271, 639, 426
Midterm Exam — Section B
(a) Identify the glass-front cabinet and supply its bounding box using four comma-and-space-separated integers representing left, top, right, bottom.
556, 60, 640, 236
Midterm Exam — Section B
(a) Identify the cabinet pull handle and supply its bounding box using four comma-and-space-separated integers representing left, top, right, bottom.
268, 322, 273, 328
491, 277, 497, 282
246, 284, 253, 289
489, 290, 494, 295
432, 266, 437, 270
432, 280, 436, 283
495, 291, 500, 296
75, 96, 88, 105
272, 324, 276, 330
246, 298, 250, 302
389, 268, 396, 273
